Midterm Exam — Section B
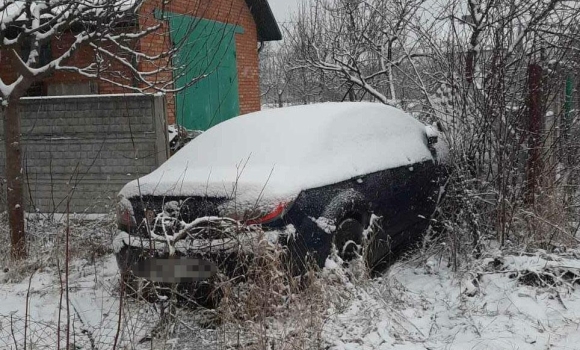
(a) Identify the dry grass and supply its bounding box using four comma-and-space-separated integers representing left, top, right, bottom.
0, 212, 116, 283
131, 234, 376, 350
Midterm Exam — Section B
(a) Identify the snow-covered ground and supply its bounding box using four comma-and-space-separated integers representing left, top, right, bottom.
1, 241, 579, 350
0, 255, 158, 349
323, 250, 580, 350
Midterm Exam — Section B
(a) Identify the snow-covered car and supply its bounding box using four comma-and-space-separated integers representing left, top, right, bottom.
114, 102, 448, 283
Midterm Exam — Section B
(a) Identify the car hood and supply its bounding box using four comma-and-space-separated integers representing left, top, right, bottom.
119, 102, 434, 208
119, 164, 300, 210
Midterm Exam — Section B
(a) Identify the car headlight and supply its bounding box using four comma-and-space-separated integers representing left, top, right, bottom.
117, 197, 136, 229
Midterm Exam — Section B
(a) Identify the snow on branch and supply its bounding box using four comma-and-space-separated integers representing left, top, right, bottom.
0, 0, 228, 100
286, 0, 429, 105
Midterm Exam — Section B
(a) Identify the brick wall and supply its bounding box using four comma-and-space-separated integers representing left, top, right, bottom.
0, 94, 169, 214
0, 33, 136, 96
0, 0, 262, 125
138, 0, 262, 123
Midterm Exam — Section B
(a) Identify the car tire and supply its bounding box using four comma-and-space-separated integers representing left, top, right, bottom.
334, 218, 364, 261
287, 190, 371, 272
321, 190, 370, 266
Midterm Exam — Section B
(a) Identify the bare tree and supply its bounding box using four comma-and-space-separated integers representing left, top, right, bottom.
285, 0, 429, 106
261, 42, 339, 106
260, 43, 291, 107
0, 0, 242, 259
283, 0, 580, 259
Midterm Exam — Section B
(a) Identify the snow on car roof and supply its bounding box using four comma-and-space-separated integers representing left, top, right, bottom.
120, 102, 434, 207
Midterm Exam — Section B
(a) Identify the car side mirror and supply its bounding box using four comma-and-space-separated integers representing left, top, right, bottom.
428, 135, 438, 146
425, 125, 439, 146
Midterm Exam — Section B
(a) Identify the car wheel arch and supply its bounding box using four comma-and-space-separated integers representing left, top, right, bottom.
289, 189, 374, 268
321, 189, 373, 261
321, 188, 371, 227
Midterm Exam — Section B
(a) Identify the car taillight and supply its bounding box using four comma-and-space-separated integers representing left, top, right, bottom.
246, 202, 290, 225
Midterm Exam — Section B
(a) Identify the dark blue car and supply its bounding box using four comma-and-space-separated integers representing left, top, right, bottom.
114, 102, 448, 284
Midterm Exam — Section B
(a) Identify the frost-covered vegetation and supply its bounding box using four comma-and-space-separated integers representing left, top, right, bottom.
264, 0, 580, 262
1, 217, 579, 349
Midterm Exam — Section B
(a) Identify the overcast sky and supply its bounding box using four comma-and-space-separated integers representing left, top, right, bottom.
268, 0, 302, 25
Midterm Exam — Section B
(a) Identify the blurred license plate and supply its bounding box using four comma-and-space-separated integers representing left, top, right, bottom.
131, 257, 218, 283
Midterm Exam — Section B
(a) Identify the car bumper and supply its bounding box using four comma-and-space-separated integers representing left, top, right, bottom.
113, 228, 281, 280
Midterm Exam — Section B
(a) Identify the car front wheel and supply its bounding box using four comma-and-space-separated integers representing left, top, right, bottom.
334, 218, 364, 261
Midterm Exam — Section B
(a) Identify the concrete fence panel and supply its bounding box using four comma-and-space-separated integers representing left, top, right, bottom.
0, 93, 169, 214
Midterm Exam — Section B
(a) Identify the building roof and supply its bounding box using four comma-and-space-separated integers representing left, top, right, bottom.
245, 0, 282, 41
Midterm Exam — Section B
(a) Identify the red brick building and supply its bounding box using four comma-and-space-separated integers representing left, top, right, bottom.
0, 0, 281, 129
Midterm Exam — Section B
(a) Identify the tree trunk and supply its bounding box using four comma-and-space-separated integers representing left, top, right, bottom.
348, 88, 356, 102
465, 49, 476, 84
2, 100, 26, 260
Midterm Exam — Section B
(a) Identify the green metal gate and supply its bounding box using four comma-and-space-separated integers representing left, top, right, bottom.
169, 15, 242, 130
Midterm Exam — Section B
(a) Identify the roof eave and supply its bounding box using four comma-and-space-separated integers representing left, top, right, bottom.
245, 0, 282, 42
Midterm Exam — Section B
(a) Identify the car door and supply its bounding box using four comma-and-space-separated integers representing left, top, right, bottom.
364, 159, 438, 267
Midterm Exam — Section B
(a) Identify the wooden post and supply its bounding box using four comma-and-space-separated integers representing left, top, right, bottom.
2, 99, 27, 259
564, 75, 574, 165
525, 63, 543, 206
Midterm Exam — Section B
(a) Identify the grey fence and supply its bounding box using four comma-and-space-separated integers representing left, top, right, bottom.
0, 93, 169, 214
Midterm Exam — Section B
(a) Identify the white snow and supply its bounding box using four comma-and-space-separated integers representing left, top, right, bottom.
168, 124, 179, 144
325, 257, 340, 270
311, 216, 337, 234
20, 93, 149, 100
362, 214, 383, 240
2, 239, 579, 349
0, 255, 157, 349
112, 230, 130, 253
321, 250, 580, 350
425, 124, 439, 139
26, 212, 109, 221
282, 223, 297, 242
120, 103, 435, 209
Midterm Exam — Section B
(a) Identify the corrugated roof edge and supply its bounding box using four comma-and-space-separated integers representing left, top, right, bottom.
245, 0, 282, 41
